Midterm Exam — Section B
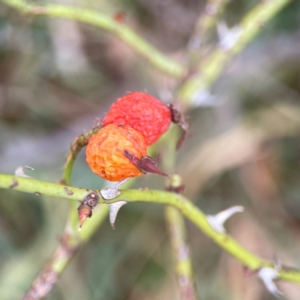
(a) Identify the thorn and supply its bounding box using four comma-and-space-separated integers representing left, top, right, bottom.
217, 21, 241, 50
207, 206, 244, 233
15, 165, 34, 178
258, 268, 283, 298
191, 90, 223, 107
100, 178, 131, 200
109, 201, 127, 229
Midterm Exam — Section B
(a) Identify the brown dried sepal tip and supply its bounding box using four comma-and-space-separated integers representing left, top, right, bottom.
78, 192, 99, 228
124, 150, 168, 177
168, 104, 190, 150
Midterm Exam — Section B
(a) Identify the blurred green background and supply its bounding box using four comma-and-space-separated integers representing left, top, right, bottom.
1, 0, 300, 299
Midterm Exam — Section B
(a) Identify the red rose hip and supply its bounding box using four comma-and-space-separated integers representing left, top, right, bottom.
102, 92, 172, 145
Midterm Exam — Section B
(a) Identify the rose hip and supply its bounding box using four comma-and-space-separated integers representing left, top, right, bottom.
102, 92, 172, 145
86, 124, 147, 181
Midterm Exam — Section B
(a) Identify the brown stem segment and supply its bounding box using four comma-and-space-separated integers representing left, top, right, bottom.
61, 125, 102, 185
78, 191, 100, 228
67, 125, 101, 164
24, 125, 103, 298
23, 234, 80, 300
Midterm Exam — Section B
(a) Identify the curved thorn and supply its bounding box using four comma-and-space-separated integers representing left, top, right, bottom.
217, 21, 241, 50
258, 268, 283, 298
100, 178, 131, 200
15, 165, 35, 178
191, 90, 223, 107
109, 201, 127, 229
207, 206, 244, 233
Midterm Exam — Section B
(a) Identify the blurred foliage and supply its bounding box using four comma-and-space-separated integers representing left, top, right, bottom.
1, 0, 300, 299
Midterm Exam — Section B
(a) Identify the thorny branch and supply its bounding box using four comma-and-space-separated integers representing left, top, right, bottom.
0, 0, 296, 298
0, 0, 185, 78
23, 125, 104, 300
178, 0, 291, 106
1, 173, 300, 284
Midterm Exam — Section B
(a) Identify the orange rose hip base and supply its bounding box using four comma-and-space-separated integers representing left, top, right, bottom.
80, 124, 168, 227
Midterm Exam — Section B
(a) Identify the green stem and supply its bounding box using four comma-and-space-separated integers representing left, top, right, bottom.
2, 174, 89, 201
188, 0, 230, 66
165, 206, 198, 300
162, 127, 198, 299
22, 204, 109, 300
61, 125, 102, 231
1, 173, 299, 283
0, 0, 185, 78
193, 0, 230, 42
178, 0, 291, 105
23, 125, 104, 299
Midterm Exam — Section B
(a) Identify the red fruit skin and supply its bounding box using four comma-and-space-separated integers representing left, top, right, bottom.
86, 124, 147, 181
102, 92, 171, 145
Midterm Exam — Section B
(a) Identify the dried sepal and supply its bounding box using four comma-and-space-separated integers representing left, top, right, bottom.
168, 104, 190, 149
124, 151, 168, 177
